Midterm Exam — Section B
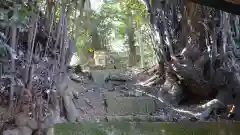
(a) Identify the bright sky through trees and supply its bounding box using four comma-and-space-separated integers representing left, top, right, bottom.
90, 0, 104, 12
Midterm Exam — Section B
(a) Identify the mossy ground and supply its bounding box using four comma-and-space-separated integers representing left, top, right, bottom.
54, 122, 240, 135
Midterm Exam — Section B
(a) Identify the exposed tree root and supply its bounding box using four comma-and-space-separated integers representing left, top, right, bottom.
57, 76, 81, 123
141, 40, 240, 120
142, 65, 159, 75
144, 77, 162, 87
140, 74, 161, 87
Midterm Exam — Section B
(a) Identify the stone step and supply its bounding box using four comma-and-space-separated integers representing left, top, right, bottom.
72, 91, 106, 121
104, 92, 156, 116
90, 70, 110, 87
90, 69, 123, 87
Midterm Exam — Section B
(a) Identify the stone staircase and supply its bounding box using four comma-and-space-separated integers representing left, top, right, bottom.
72, 89, 158, 122
103, 91, 162, 121
71, 69, 159, 122
104, 91, 156, 116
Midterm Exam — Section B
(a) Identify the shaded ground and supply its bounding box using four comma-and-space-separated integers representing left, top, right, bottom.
66, 67, 240, 122
3, 66, 239, 134
54, 122, 240, 135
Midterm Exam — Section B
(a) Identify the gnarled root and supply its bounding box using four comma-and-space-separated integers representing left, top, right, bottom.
62, 95, 79, 122
197, 99, 225, 121
197, 89, 237, 121
57, 76, 80, 123
140, 74, 162, 87
158, 66, 184, 105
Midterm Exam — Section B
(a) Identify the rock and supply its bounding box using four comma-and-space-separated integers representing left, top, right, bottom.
27, 118, 38, 130
15, 113, 29, 126
69, 73, 82, 83
72, 91, 79, 99
2, 129, 21, 135
18, 126, 32, 135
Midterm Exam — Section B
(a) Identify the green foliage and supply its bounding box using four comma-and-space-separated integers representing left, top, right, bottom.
0, 32, 17, 60
101, 0, 148, 39
117, 23, 126, 38
0, 0, 39, 31
45, 0, 151, 65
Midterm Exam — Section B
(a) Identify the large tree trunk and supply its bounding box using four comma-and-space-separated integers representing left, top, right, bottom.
142, 0, 240, 105
127, 14, 137, 67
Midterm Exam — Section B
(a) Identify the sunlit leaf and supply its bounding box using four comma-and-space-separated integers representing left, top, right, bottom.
135, 14, 141, 23
88, 47, 94, 52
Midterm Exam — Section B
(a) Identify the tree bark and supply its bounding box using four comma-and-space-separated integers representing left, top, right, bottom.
127, 13, 137, 67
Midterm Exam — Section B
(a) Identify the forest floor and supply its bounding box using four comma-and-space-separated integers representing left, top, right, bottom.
2, 66, 240, 134
67, 67, 240, 122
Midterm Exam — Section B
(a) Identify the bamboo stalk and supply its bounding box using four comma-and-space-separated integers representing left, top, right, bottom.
74, 0, 85, 46
59, 15, 69, 80
24, 14, 38, 85
44, 4, 55, 57
9, 23, 17, 107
